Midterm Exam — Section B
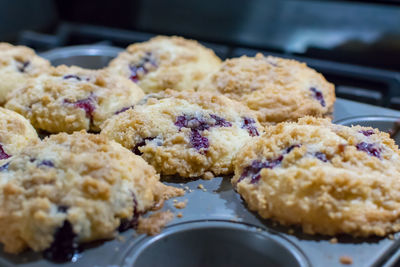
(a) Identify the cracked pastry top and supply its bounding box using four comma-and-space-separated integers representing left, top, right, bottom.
0, 43, 50, 104
233, 116, 400, 237
198, 53, 335, 125
101, 90, 262, 178
0, 131, 183, 260
0, 107, 39, 166
5, 65, 145, 133
108, 35, 222, 93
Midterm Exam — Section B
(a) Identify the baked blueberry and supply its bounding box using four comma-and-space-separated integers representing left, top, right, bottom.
5, 65, 145, 133
0, 131, 183, 256
198, 53, 335, 124
233, 116, 400, 237
108, 36, 221, 93
0, 43, 50, 104
101, 90, 263, 178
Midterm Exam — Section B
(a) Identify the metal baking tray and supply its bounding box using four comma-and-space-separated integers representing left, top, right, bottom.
2, 46, 400, 267
39, 45, 123, 69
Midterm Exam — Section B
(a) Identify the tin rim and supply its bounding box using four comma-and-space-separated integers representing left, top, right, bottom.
120, 220, 311, 267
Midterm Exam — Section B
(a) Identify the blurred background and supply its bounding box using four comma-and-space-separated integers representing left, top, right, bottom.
1, 0, 399, 109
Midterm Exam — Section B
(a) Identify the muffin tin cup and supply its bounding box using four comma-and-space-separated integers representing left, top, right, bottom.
2, 46, 400, 267
39, 45, 123, 69
121, 220, 309, 267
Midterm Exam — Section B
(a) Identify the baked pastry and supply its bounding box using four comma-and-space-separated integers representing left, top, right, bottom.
5, 65, 145, 133
101, 90, 262, 178
232, 116, 400, 236
0, 43, 50, 104
0, 107, 38, 163
108, 35, 221, 93
0, 131, 183, 261
198, 53, 335, 125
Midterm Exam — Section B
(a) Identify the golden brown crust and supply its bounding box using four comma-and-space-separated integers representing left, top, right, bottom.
0, 107, 38, 160
232, 117, 400, 237
5, 65, 145, 133
199, 54, 335, 124
101, 90, 262, 178
108, 36, 221, 93
0, 131, 182, 253
0, 43, 50, 104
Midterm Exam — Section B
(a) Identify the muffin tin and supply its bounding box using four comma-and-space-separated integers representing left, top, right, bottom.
1, 46, 400, 267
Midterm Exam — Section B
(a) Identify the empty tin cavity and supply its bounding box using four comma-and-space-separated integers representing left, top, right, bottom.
39, 45, 123, 69
122, 220, 309, 267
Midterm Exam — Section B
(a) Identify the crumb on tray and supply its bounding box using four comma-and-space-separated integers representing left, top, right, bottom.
340, 256, 353, 265
173, 199, 188, 209
137, 210, 174, 235
330, 237, 338, 244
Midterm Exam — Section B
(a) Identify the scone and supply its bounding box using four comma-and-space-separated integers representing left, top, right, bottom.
198, 53, 335, 124
0, 43, 50, 104
0, 107, 38, 163
0, 131, 183, 261
108, 35, 221, 93
5, 65, 145, 133
232, 116, 400, 237
101, 90, 262, 178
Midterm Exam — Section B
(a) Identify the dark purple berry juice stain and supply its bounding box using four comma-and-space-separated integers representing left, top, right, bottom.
114, 105, 135, 115
63, 75, 82, 81
16, 60, 30, 73
57, 205, 69, 213
285, 144, 301, 154
241, 117, 259, 137
118, 193, 140, 232
356, 142, 381, 158
310, 87, 326, 107
314, 152, 328, 162
359, 130, 375, 136
190, 130, 209, 152
129, 52, 157, 82
132, 137, 155, 156
0, 162, 9, 171
0, 144, 11, 160
42, 220, 80, 262
240, 157, 284, 184
174, 114, 232, 153
38, 160, 54, 167
64, 93, 96, 120
175, 115, 210, 131
210, 114, 232, 127
238, 144, 301, 184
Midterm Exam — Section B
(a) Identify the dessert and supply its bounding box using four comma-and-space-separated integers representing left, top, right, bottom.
233, 116, 400, 236
108, 36, 221, 93
0, 107, 39, 164
199, 53, 335, 125
5, 65, 145, 133
0, 131, 182, 261
0, 43, 50, 104
101, 90, 262, 178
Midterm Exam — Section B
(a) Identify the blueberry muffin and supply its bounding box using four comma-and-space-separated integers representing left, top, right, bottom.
0, 43, 50, 104
232, 116, 400, 237
101, 90, 262, 178
198, 53, 335, 125
0, 107, 38, 163
5, 65, 145, 133
108, 36, 221, 93
0, 131, 183, 260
